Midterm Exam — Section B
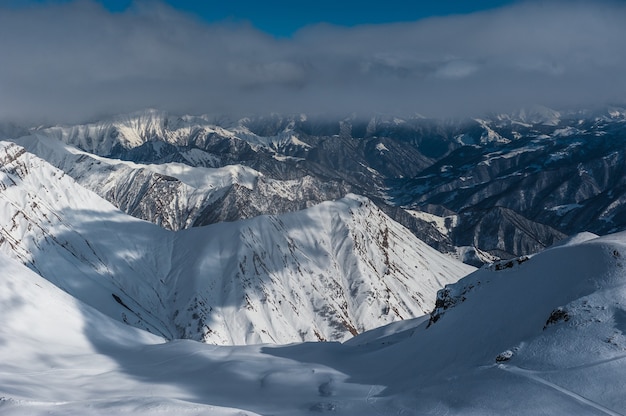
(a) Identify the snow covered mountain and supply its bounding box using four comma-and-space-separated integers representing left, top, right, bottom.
13, 134, 350, 231
393, 106, 626, 257
0, 140, 472, 344
12, 106, 626, 264
0, 140, 175, 337
168, 193, 474, 344
3, 224, 626, 414
4, 107, 626, 414
18, 111, 450, 251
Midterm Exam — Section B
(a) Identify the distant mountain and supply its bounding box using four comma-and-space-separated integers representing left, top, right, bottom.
394, 106, 626, 248
14, 134, 351, 231
0, 141, 472, 344
14, 111, 456, 257
8, 105, 626, 264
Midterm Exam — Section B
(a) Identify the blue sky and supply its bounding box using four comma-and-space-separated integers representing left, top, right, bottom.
1, 0, 626, 123
7, 0, 520, 37
173, 1, 519, 36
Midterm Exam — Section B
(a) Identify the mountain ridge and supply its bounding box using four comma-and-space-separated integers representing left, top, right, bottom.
0, 140, 472, 345
16, 107, 626, 262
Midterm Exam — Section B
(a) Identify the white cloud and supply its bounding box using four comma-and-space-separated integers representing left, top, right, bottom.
434, 60, 478, 80
1, 0, 625, 123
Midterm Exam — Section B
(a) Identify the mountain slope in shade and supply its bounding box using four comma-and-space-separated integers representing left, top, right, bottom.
0, 252, 282, 416
0, 140, 175, 338
0, 140, 472, 344
3, 229, 626, 414
263, 230, 626, 414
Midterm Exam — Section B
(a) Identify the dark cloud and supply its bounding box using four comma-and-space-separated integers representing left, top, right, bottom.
1, 0, 626, 123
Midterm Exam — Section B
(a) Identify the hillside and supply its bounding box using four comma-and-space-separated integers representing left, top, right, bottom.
0, 140, 472, 344
3, 229, 626, 414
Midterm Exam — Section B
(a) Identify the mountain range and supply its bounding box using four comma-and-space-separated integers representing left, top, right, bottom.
8, 106, 626, 263
2, 106, 626, 414
0, 140, 472, 344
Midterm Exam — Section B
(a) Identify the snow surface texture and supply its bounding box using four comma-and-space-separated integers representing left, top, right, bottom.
3, 228, 626, 414
0, 141, 472, 344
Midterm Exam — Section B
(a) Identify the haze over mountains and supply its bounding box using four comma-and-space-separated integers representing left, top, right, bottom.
3, 104, 626, 414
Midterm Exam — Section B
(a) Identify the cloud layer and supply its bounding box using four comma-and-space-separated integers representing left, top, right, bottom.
2, 0, 626, 123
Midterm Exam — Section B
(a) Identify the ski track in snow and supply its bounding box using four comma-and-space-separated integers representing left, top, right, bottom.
365, 385, 385, 416
499, 364, 624, 416
529, 354, 626, 374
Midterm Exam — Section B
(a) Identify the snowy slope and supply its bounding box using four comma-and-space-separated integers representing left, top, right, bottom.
338, 231, 626, 414
0, 141, 175, 337
3, 226, 626, 415
168, 194, 473, 344
0, 252, 353, 416
15, 133, 261, 191
13, 134, 261, 230
0, 140, 472, 345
